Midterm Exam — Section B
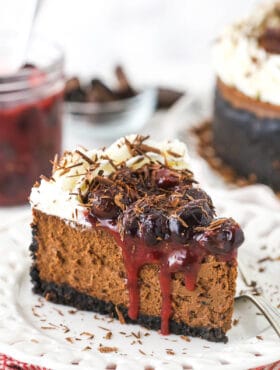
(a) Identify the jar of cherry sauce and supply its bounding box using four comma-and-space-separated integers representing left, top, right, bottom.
0, 40, 64, 206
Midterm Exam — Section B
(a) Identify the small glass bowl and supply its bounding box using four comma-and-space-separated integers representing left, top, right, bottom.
64, 88, 157, 149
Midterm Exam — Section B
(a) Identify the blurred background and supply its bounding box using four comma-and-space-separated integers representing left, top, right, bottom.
0, 0, 267, 207
35, 0, 260, 88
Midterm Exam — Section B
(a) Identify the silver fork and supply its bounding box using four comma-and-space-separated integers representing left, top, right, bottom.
235, 259, 280, 338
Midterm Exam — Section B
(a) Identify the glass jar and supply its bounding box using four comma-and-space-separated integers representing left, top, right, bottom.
0, 39, 64, 206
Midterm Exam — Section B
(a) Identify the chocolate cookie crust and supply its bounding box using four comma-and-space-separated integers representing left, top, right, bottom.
30, 264, 227, 342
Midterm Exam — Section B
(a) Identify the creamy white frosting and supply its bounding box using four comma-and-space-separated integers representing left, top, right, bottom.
213, 1, 280, 105
30, 135, 190, 224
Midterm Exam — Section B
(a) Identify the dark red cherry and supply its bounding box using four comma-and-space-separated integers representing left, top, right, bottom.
122, 208, 139, 237
177, 199, 214, 228
90, 189, 120, 219
139, 212, 170, 246
197, 219, 244, 254
155, 168, 180, 189
169, 217, 191, 243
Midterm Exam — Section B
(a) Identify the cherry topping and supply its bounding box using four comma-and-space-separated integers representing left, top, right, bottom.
169, 217, 191, 243
196, 219, 244, 254
155, 168, 180, 189
122, 208, 139, 237
90, 189, 120, 219
139, 212, 170, 245
123, 205, 170, 246
177, 199, 214, 228
183, 188, 214, 205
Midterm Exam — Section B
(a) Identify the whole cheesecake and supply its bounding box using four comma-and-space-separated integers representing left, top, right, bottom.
213, 1, 280, 191
30, 135, 244, 342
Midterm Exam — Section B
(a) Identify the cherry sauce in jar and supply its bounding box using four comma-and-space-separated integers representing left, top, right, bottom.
0, 40, 64, 205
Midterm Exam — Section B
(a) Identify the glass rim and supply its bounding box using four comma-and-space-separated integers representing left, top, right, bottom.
0, 37, 64, 94
66, 88, 157, 115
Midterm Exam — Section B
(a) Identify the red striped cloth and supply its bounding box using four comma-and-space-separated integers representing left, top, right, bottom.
0, 353, 279, 369
0, 354, 48, 370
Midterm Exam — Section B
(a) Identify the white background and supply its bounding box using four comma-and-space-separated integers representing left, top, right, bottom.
34, 0, 264, 89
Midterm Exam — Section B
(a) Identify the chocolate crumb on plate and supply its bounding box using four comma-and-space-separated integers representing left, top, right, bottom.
138, 349, 147, 356
232, 318, 239, 326
41, 326, 56, 330
80, 331, 95, 340
115, 305, 126, 324
166, 349, 175, 355
104, 331, 113, 340
98, 345, 118, 353
98, 326, 110, 331
82, 346, 92, 351
180, 335, 191, 342
66, 337, 75, 344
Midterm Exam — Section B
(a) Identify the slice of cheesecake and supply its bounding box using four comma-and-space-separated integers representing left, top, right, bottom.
30, 135, 244, 342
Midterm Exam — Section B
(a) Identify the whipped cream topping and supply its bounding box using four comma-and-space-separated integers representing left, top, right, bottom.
213, 1, 280, 105
30, 135, 190, 224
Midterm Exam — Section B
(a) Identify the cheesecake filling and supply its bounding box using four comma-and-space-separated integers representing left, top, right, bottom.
30, 135, 244, 334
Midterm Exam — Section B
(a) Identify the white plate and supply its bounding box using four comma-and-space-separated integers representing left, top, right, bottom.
0, 180, 280, 370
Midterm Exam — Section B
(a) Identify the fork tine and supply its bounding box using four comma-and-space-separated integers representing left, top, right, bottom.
241, 293, 280, 338
237, 259, 254, 287
237, 257, 280, 337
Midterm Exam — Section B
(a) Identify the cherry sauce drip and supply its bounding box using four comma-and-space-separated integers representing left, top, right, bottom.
87, 215, 242, 335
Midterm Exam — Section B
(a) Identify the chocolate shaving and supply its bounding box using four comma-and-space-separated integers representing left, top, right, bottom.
66, 172, 88, 178
75, 149, 95, 165
115, 306, 126, 324
58, 162, 84, 177
40, 175, 51, 182
138, 349, 146, 355
32, 307, 40, 318
98, 345, 118, 353
101, 155, 118, 170
51, 153, 59, 173
98, 326, 110, 331
180, 335, 191, 342
53, 308, 64, 316
167, 149, 182, 158
202, 218, 227, 231
138, 143, 161, 155
166, 349, 175, 355
65, 337, 74, 343
233, 319, 239, 326
82, 346, 92, 351
80, 331, 94, 339
258, 256, 274, 263
131, 331, 141, 339
104, 331, 112, 340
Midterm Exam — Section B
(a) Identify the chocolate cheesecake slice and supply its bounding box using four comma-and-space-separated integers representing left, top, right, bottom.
30, 135, 244, 342
213, 1, 280, 191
